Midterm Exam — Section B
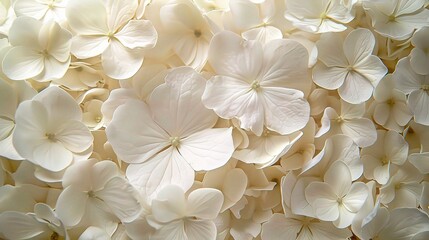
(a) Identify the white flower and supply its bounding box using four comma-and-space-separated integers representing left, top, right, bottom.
0, 0, 15, 36
0, 79, 36, 160
14, 0, 68, 22
233, 129, 302, 168
202, 31, 311, 136
158, 0, 213, 70
410, 27, 429, 75
285, 0, 354, 33
65, 0, 157, 79
313, 28, 388, 104
393, 57, 429, 126
2, 16, 72, 81
0, 203, 68, 240
363, 0, 429, 40
147, 184, 224, 240
305, 161, 368, 228
106, 67, 234, 198
56, 159, 142, 228
13, 86, 93, 172
316, 100, 377, 147
361, 130, 408, 184
372, 74, 413, 132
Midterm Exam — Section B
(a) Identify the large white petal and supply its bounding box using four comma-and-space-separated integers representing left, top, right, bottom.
354, 55, 388, 86
0, 212, 48, 239
106, 100, 170, 164
126, 147, 194, 198
42, 22, 72, 62
261, 39, 311, 94
338, 71, 374, 104
409, 90, 429, 125
393, 57, 424, 94
33, 141, 73, 172
312, 63, 347, 90
202, 75, 265, 136
229, 0, 261, 29
343, 29, 375, 65
341, 118, 377, 147
104, 0, 138, 31
116, 20, 157, 49
149, 67, 217, 137
179, 128, 234, 171
324, 161, 352, 198
261, 214, 302, 240
343, 182, 368, 213
71, 35, 109, 59
208, 31, 262, 81
65, 0, 108, 35
184, 219, 217, 240
150, 220, 186, 240
151, 184, 186, 223
14, 0, 48, 20
187, 188, 224, 219
33, 56, 70, 81
102, 40, 144, 79
2, 46, 44, 80
55, 186, 89, 227
96, 177, 141, 223
8, 16, 42, 47
315, 32, 348, 67
33, 86, 82, 124
305, 182, 338, 220
262, 87, 309, 135
55, 120, 93, 153
174, 35, 209, 71
379, 208, 429, 239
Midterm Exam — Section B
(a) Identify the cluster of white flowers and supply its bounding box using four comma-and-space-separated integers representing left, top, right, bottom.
1, 0, 429, 239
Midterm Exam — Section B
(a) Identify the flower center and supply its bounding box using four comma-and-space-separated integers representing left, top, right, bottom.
346, 65, 354, 72
251, 80, 260, 90
388, 15, 396, 22
95, 116, 102, 123
194, 30, 202, 38
381, 156, 389, 165
169, 136, 180, 147
45, 133, 57, 142
88, 190, 96, 198
263, 129, 270, 137
336, 116, 344, 123
50, 232, 59, 240
421, 85, 429, 92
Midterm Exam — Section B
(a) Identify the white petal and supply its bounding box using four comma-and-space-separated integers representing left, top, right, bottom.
104, 0, 138, 31
179, 128, 234, 171
324, 161, 352, 197
261, 214, 302, 240
102, 40, 144, 79
242, 26, 283, 44
380, 208, 429, 239
116, 20, 157, 49
126, 147, 194, 198
0, 211, 48, 239
149, 67, 217, 137
338, 71, 374, 104
409, 90, 429, 125
106, 100, 170, 164
341, 118, 377, 147
2, 46, 44, 80
262, 87, 310, 135
55, 186, 89, 227
408, 153, 429, 174
334, 205, 355, 229
373, 164, 390, 185
65, 0, 108, 35
78, 226, 111, 240
312, 63, 347, 90
305, 182, 338, 221
14, 0, 48, 20
315, 32, 348, 67
208, 31, 262, 80
174, 35, 209, 71
8, 16, 42, 47
343, 29, 375, 65
55, 120, 93, 153
202, 76, 265, 136
96, 177, 141, 222
354, 55, 388, 86
393, 57, 424, 94
151, 184, 186, 223
229, 0, 261, 29
187, 188, 224, 219
343, 182, 368, 212
184, 219, 216, 240
43, 22, 72, 62
71, 35, 109, 59
33, 56, 70, 81
261, 39, 311, 94
151, 220, 186, 240
33, 141, 73, 172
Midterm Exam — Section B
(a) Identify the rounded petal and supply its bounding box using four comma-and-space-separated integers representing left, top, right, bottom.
102, 40, 144, 79
66, 0, 108, 35
2, 46, 44, 80
33, 56, 70, 81
338, 71, 374, 104
343, 182, 368, 212
8, 16, 42, 47
341, 118, 377, 147
78, 226, 110, 240
184, 219, 216, 240
312, 63, 347, 90
151, 184, 186, 223
0, 211, 48, 239
343, 28, 375, 65
187, 188, 224, 219
409, 90, 429, 125
116, 20, 157, 49
324, 161, 352, 197
71, 35, 109, 59
55, 120, 93, 153
55, 185, 89, 227
33, 141, 73, 172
